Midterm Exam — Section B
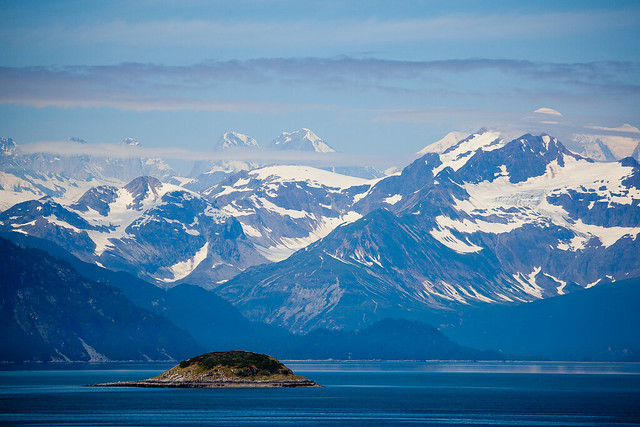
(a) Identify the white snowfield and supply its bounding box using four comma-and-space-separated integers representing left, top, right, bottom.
0, 170, 122, 212
210, 165, 372, 262
417, 131, 470, 156
432, 130, 504, 176
82, 181, 190, 255
248, 165, 371, 189
430, 147, 640, 255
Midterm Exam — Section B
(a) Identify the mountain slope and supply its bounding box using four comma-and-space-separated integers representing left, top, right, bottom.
0, 238, 200, 362
1, 232, 504, 361
445, 277, 640, 361
283, 318, 502, 360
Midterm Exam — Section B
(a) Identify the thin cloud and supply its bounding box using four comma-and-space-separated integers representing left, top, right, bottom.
1, 58, 638, 112
8, 11, 638, 50
586, 124, 640, 134
18, 140, 407, 169
534, 108, 563, 117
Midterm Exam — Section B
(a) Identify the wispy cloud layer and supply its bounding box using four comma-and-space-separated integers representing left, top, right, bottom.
1, 2, 637, 155
6, 11, 637, 51
18, 140, 406, 169
1, 58, 637, 114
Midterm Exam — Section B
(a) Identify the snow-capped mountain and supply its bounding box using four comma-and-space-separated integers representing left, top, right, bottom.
204, 165, 372, 261
0, 137, 175, 211
270, 128, 336, 152
267, 129, 383, 178
216, 130, 640, 332
0, 137, 17, 156
0, 138, 117, 211
4, 128, 639, 336
185, 128, 380, 191
572, 129, 640, 162
186, 131, 263, 192
216, 131, 260, 150
0, 176, 267, 287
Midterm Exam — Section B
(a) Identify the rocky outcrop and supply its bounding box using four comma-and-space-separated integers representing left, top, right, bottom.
91, 351, 320, 388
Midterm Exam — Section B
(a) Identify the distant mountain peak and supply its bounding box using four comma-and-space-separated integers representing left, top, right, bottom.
121, 137, 141, 147
0, 137, 17, 156
124, 176, 162, 209
573, 133, 640, 161
216, 132, 260, 151
66, 137, 87, 144
516, 133, 576, 157
417, 131, 469, 155
270, 129, 336, 153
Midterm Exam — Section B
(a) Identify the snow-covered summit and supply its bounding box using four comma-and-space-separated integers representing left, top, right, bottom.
572, 133, 640, 162
432, 129, 505, 176
270, 129, 336, 153
216, 132, 260, 151
417, 131, 469, 156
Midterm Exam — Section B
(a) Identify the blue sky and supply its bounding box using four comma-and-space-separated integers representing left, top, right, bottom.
1, 0, 639, 169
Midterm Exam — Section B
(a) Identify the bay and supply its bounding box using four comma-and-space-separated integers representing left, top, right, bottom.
1, 361, 639, 426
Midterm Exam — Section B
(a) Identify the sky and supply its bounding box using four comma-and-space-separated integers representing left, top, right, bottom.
1, 0, 639, 172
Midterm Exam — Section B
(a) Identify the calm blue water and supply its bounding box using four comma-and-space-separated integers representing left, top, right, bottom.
1, 361, 639, 426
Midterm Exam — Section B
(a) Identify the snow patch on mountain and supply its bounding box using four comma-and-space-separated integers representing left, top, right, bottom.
249, 165, 370, 189
450, 156, 640, 250
543, 273, 568, 295
159, 242, 209, 283
255, 212, 362, 262
429, 226, 483, 254
417, 131, 469, 155
512, 267, 544, 299
433, 130, 504, 175
71, 181, 185, 255
383, 194, 402, 205
253, 195, 308, 219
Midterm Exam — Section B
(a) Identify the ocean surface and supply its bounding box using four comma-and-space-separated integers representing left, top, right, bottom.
1, 361, 639, 426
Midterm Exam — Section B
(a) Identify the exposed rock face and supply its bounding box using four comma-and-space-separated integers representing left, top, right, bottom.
91, 351, 319, 388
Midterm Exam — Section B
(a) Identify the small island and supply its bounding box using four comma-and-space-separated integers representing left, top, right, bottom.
90, 351, 320, 388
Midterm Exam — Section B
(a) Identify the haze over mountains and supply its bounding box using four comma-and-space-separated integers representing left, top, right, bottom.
1, 127, 639, 362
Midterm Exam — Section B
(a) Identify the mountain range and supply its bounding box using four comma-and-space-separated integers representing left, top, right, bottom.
0, 176, 266, 287
0, 136, 174, 211
1, 127, 639, 362
216, 131, 640, 332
